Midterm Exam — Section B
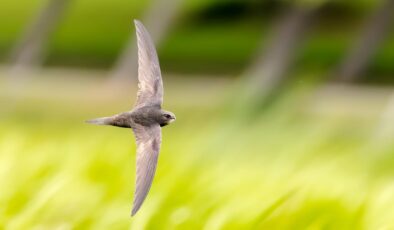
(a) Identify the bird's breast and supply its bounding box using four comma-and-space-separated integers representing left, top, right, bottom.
131, 107, 161, 126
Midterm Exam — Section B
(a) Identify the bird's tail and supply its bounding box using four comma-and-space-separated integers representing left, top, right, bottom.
85, 116, 114, 125
86, 113, 131, 128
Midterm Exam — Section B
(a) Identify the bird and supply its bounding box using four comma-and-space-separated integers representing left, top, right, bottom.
86, 20, 176, 216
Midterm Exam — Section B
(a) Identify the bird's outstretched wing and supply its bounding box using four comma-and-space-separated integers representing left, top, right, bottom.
134, 20, 163, 108
131, 123, 162, 216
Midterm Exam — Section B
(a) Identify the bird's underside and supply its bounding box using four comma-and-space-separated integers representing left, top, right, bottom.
86, 20, 175, 216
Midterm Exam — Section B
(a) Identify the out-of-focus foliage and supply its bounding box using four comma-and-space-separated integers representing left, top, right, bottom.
1, 0, 393, 82
1, 73, 394, 229
1, 0, 394, 229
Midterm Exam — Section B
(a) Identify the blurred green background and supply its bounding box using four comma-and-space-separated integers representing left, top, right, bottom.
1, 0, 394, 229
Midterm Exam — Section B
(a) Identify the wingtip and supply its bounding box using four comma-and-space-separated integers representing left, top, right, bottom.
134, 19, 141, 26
131, 206, 139, 217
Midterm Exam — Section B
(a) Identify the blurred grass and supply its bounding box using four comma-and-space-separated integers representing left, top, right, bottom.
1, 70, 394, 229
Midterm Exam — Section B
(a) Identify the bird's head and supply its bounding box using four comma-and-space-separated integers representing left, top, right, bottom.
160, 111, 176, 126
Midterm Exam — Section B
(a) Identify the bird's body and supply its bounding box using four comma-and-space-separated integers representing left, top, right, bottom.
90, 106, 174, 128
87, 20, 175, 216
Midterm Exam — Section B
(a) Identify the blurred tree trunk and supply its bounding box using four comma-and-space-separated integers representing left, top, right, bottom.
336, 0, 394, 82
9, 0, 71, 73
241, 5, 318, 104
110, 0, 183, 84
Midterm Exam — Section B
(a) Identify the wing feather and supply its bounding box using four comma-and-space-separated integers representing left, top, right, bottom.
131, 124, 162, 216
134, 20, 163, 108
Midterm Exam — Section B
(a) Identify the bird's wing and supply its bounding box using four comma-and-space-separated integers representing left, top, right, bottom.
131, 123, 162, 216
134, 20, 164, 108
